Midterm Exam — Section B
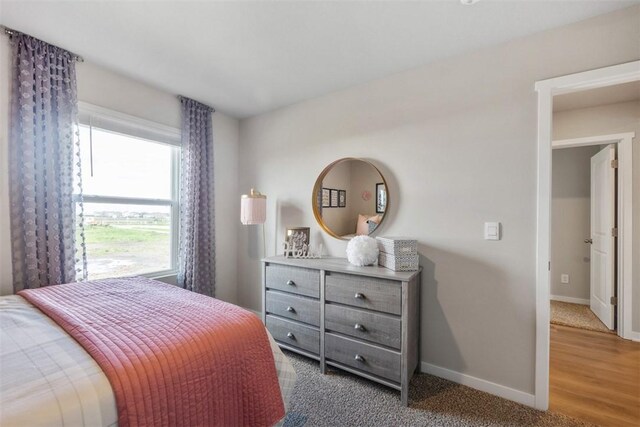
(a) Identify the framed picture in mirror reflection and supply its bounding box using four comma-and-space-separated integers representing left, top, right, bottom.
321, 188, 331, 208
330, 189, 339, 207
376, 183, 386, 213
338, 190, 346, 208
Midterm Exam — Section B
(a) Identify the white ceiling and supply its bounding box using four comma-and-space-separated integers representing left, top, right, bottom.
1, 0, 637, 118
554, 81, 640, 112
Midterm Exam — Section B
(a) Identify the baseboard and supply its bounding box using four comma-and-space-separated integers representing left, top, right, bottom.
629, 331, 640, 342
550, 295, 589, 305
420, 362, 535, 407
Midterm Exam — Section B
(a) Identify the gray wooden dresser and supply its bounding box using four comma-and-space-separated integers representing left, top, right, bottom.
262, 256, 421, 405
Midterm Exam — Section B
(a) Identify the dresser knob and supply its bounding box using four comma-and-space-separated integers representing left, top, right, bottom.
286, 306, 296, 313
354, 323, 366, 332
286, 280, 295, 286
354, 354, 365, 363
354, 293, 365, 299
287, 332, 295, 340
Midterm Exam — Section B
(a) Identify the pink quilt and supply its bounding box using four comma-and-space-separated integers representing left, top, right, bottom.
19, 277, 285, 427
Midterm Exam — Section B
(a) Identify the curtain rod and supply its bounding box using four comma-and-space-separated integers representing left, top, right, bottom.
177, 95, 216, 113
0, 25, 85, 62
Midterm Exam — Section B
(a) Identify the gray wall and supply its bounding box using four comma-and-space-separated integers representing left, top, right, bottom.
553, 100, 640, 333
0, 44, 241, 304
237, 6, 640, 397
551, 145, 600, 302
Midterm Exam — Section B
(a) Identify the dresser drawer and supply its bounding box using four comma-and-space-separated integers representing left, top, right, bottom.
266, 290, 320, 327
265, 264, 320, 298
266, 315, 320, 355
325, 304, 401, 349
325, 333, 401, 383
325, 272, 401, 315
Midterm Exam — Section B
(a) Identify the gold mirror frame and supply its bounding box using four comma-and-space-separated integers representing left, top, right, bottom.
312, 157, 389, 240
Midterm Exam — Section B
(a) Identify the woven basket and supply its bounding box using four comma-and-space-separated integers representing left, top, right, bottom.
379, 252, 419, 272
376, 236, 417, 256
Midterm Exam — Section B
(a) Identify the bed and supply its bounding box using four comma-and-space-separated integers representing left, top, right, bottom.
0, 277, 296, 427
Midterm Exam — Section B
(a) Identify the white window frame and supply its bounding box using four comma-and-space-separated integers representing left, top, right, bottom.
77, 102, 181, 279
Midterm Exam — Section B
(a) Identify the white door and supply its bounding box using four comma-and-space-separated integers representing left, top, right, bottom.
590, 145, 616, 330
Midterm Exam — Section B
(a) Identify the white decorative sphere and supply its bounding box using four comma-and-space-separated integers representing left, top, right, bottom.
346, 236, 380, 266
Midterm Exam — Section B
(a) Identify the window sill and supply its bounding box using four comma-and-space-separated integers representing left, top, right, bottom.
145, 270, 178, 285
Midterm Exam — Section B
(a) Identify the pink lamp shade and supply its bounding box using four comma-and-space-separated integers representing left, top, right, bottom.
240, 188, 266, 225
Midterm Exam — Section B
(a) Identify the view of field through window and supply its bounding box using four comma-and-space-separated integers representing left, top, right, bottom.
76, 125, 176, 279
79, 204, 171, 279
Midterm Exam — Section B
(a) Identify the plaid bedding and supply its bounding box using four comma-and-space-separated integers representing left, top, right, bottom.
0, 295, 296, 426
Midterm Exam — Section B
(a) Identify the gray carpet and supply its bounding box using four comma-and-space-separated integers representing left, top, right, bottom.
284, 351, 592, 426
283, 411, 308, 427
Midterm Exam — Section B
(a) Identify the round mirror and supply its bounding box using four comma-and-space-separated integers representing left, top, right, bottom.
312, 158, 388, 240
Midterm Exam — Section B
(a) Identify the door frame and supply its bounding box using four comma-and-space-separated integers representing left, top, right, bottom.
534, 60, 639, 411
553, 133, 634, 334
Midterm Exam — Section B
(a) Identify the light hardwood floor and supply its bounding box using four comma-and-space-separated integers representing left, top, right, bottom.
550, 324, 640, 426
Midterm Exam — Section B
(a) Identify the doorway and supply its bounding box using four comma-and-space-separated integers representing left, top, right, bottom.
548, 85, 639, 426
534, 61, 640, 412
536, 64, 640, 426
550, 142, 619, 334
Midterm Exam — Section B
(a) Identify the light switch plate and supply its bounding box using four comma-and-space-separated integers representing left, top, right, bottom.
484, 222, 500, 240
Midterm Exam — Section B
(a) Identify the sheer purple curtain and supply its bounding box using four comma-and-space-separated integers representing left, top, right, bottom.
177, 96, 215, 296
9, 32, 87, 291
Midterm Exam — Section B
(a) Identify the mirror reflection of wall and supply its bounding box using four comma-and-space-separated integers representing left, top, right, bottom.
320, 160, 353, 236
313, 158, 388, 239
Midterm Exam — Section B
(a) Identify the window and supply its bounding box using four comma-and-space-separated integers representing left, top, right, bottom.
75, 104, 180, 280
